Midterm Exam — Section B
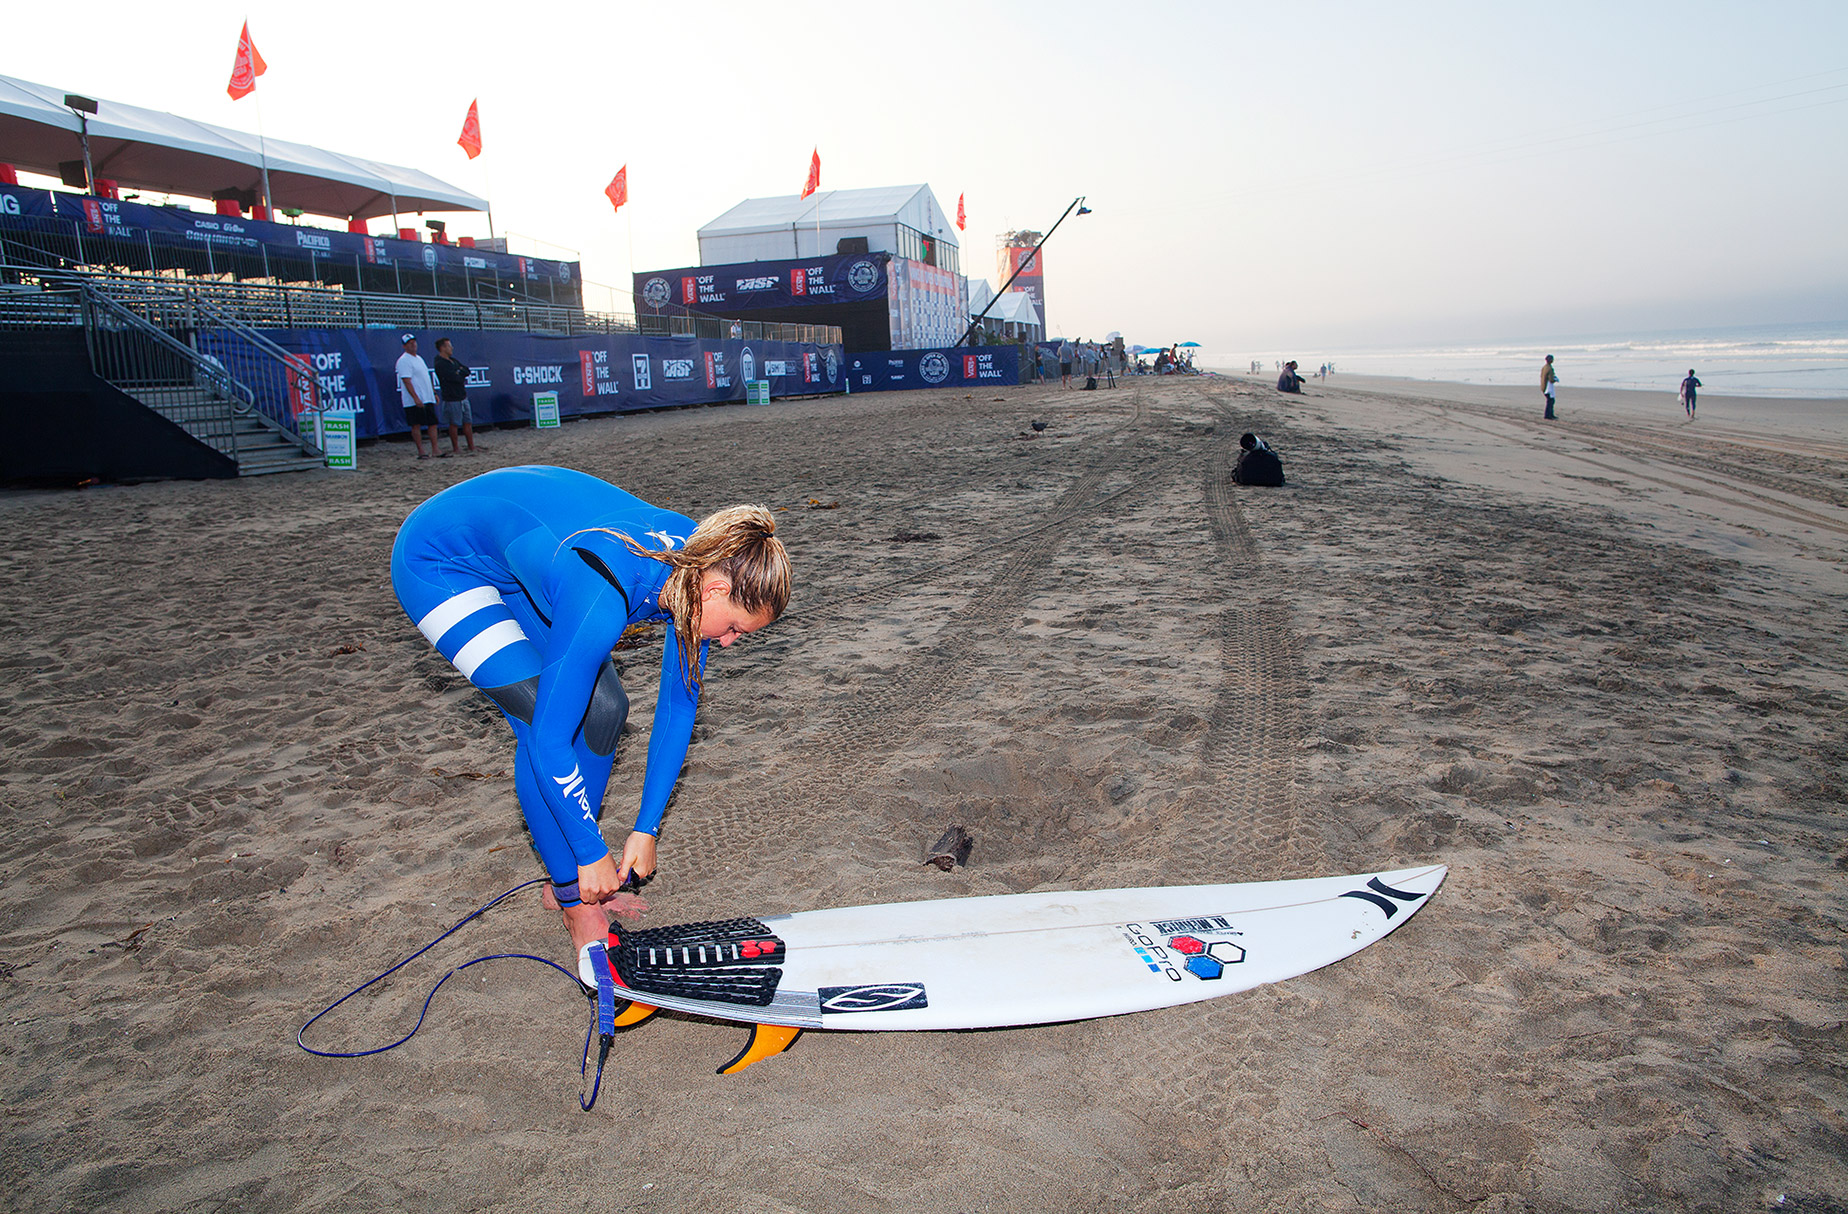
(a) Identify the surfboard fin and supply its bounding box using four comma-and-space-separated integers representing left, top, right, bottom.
717, 1023, 802, 1075
613, 1000, 657, 1028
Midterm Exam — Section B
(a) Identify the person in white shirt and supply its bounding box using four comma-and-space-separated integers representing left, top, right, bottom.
395, 334, 440, 459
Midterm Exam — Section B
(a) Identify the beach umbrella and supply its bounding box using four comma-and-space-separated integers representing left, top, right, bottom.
1176, 341, 1201, 348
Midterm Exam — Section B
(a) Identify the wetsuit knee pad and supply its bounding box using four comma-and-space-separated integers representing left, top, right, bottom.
481, 676, 539, 726
579, 660, 629, 757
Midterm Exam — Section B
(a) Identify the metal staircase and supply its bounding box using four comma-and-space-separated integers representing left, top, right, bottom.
76, 281, 326, 476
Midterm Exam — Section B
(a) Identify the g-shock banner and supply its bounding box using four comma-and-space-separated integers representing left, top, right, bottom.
634, 251, 889, 313
201, 328, 845, 439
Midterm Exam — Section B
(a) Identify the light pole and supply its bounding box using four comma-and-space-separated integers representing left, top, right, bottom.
64, 94, 98, 194
955, 195, 1089, 348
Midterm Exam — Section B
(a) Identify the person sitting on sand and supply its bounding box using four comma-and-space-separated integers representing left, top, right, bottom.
1277, 361, 1305, 393
1233, 432, 1286, 486
390, 465, 790, 957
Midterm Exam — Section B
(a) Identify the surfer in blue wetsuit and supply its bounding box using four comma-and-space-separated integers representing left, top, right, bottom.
391, 465, 791, 955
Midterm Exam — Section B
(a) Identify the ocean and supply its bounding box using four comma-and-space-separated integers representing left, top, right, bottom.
1239, 321, 1848, 400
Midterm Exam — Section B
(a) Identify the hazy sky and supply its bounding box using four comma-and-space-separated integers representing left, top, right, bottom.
7, 1, 1845, 352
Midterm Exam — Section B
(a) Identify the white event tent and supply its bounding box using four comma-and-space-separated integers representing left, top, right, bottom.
0, 73, 485, 222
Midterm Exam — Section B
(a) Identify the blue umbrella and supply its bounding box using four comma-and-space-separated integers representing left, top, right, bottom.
1176, 341, 1202, 348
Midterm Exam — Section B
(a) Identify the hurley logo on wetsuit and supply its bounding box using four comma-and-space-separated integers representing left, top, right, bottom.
552, 765, 594, 821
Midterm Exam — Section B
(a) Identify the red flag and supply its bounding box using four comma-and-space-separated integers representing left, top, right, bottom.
226, 22, 268, 101
457, 99, 483, 160
800, 148, 820, 200
956, 193, 966, 231
605, 165, 628, 214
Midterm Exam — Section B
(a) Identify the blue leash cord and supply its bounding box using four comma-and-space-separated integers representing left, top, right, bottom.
295, 877, 616, 1111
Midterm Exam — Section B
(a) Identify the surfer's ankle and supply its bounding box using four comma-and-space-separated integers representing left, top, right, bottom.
562, 904, 611, 953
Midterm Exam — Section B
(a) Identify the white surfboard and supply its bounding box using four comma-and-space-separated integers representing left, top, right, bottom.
586, 865, 1445, 1067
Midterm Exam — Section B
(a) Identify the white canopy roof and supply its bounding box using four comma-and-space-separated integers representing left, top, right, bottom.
0, 73, 485, 220
977, 289, 1041, 328
699, 184, 960, 247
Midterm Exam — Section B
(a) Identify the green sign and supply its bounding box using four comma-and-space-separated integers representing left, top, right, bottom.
304, 411, 356, 469
533, 390, 561, 428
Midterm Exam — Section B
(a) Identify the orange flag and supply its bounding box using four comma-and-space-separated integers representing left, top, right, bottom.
605, 166, 628, 214
800, 148, 820, 199
956, 193, 966, 231
226, 21, 268, 101
457, 100, 483, 159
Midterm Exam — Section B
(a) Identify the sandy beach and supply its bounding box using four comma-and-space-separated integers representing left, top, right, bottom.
3, 372, 1844, 1212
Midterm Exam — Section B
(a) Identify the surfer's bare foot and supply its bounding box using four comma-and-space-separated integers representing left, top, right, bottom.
562, 903, 612, 954
560, 893, 651, 953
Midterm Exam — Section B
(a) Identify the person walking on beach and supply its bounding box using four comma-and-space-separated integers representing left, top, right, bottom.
1541, 354, 1559, 420
390, 466, 791, 959
432, 338, 482, 456
396, 335, 441, 458
1680, 369, 1702, 419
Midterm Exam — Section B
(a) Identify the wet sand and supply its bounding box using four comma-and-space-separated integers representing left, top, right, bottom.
2, 372, 1844, 1212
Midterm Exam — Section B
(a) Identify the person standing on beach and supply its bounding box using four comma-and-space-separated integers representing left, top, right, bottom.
1058, 339, 1075, 388
432, 338, 482, 456
1680, 369, 1702, 419
390, 466, 791, 958
1541, 354, 1559, 420
396, 335, 441, 459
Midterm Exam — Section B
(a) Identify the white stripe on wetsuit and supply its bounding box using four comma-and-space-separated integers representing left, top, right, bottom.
451, 619, 528, 681
416, 586, 505, 645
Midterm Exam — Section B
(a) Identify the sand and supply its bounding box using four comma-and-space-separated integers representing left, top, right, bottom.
2, 372, 1844, 1212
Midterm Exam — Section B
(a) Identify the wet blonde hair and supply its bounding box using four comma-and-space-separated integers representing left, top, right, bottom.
572, 505, 790, 691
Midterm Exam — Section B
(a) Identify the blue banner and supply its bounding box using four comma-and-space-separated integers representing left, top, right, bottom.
0, 185, 56, 220
19, 191, 576, 284
845, 347, 1020, 392
199, 328, 846, 439
634, 251, 889, 314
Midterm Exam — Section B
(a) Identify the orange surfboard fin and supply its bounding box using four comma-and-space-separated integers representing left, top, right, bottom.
612, 1000, 657, 1028
717, 1023, 802, 1075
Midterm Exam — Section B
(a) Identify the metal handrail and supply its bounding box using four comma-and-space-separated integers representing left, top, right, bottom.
78, 282, 245, 460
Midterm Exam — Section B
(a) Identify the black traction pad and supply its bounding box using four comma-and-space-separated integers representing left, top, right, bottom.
610, 917, 786, 1008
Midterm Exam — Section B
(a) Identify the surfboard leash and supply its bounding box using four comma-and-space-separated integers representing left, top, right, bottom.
295, 877, 622, 1112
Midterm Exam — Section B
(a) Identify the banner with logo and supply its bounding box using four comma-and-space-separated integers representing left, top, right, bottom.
10, 191, 576, 284
0, 185, 57, 221
845, 347, 1019, 392
633, 251, 889, 314
199, 328, 846, 439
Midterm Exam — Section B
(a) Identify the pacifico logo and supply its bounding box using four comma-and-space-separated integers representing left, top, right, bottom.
295, 231, 331, 251
513, 365, 564, 385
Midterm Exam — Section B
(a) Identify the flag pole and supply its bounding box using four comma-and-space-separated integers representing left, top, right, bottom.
252, 77, 273, 213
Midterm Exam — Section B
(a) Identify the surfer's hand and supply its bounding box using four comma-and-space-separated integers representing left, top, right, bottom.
617, 831, 657, 887
578, 853, 623, 905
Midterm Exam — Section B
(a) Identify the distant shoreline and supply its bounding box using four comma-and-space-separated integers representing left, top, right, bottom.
1207, 370, 1846, 441
1224, 369, 1848, 406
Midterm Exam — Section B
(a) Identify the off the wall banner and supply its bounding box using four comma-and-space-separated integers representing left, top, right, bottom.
634, 251, 889, 314
847, 347, 1019, 392
199, 328, 846, 438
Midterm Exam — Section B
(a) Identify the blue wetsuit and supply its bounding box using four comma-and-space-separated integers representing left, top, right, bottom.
390, 466, 702, 906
